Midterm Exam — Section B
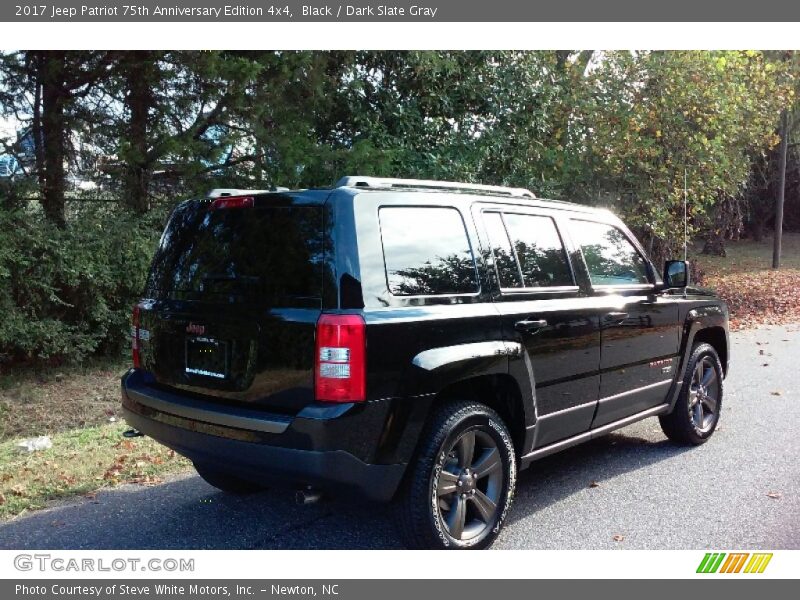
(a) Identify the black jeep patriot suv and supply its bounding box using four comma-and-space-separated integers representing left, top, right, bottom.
122, 176, 729, 549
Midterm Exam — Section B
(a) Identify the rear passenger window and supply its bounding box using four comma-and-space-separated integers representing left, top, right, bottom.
483, 212, 523, 288
379, 207, 479, 296
570, 220, 650, 286
501, 213, 574, 288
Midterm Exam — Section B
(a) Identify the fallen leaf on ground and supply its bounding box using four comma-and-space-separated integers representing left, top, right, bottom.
701, 268, 800, 330
767, 491, 782, 499
131, 475, 164, 486
771, 391, 783, 396
103, 468, 122, 481
10, 484, 27, 497
612, 534, 625, 542
58, 473, 76, 485
589, 481, 600, 488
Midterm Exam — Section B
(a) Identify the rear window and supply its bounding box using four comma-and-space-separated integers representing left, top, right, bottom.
146, 199, 323, 306
379, 206, 479, 296
502, 213, 573, 288
482, 211, 573, 289
482, 212, 523, 288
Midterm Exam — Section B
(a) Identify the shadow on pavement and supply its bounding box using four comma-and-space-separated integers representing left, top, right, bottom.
508, 430, 690, 528
0, 427, 687, 550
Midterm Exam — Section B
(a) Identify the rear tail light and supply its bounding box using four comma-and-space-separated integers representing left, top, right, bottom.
210, 195, 254, 210
315, 314, 366, 403
131, 304, 142, 368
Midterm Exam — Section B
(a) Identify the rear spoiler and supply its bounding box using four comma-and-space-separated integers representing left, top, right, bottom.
207, 187, 289, 198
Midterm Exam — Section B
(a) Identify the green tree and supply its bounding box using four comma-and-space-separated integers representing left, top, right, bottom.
327, 51, 566, 191
98, 51, 263, 209
0, 51, 111, 225
565, 51, 790, 261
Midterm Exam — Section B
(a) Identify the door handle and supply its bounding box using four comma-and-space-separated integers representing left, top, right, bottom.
515, 319, 548, 333
603, 311, 629, 325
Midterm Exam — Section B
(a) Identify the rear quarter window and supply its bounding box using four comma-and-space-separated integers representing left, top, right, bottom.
378, 206, 479, 296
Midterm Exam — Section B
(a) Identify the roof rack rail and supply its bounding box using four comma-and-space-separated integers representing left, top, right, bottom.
335, 176, 535, 199
207, 187, 289, 198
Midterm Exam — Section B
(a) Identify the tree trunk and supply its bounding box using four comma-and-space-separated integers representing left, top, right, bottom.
123, 51, 155, 213
702, 236, 727, 257
31, 56, 46, 195
0, 179, 22, 210
39, 51, 67, 227
751, 217, 767, 242
772, 109, 790, 269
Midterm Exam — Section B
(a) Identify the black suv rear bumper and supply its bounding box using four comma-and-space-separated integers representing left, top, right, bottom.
121, 370, 405, 501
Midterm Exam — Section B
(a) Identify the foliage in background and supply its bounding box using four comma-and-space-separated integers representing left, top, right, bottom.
563, 51, 789, 261
695, 232, 800, 330
0, 50, 796, 365
0, 201, 165, 364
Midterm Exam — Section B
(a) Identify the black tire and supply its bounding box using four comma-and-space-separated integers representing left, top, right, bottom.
397, 400, 516, 549
194, 463, 265, 494
659, 342, 723, 445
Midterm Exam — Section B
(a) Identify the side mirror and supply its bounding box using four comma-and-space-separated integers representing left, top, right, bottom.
663, 260, 689, 289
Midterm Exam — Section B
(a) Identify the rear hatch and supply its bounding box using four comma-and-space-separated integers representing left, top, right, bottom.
137, 193, 329, 415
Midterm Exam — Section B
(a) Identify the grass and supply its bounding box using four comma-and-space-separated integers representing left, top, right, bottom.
693, 232, 800, 330
694, 231, 800, 275
0, 359, 191, 519
0, 357, 130, 440
0, 422, 190, 518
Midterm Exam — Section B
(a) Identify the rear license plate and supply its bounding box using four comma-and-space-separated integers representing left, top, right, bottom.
185, 337, 228, 379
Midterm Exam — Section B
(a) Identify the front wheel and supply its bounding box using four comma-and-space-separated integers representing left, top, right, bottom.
659, 343, 723, 445
397, 401, 516, 549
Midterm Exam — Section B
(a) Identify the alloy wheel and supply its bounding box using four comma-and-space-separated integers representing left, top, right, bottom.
688, 356, 720, 434
436, 429, 504, 542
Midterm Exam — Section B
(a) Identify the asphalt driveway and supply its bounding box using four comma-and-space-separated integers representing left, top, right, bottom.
1, 324, 798, 550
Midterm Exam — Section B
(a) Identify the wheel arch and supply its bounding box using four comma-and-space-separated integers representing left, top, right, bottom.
381, 340, 536, 470
430, 373, 527, 457
667, 305, 729, 412
693, 326, 728, 376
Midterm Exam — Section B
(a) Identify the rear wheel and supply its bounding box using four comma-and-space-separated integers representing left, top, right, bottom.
397, 401, 516, 549
194, 463, 264, 494
659, 343, 723, 445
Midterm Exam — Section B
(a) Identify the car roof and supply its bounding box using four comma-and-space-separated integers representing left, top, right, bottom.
332, 177, 609, 216
202, 177, 614, 217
